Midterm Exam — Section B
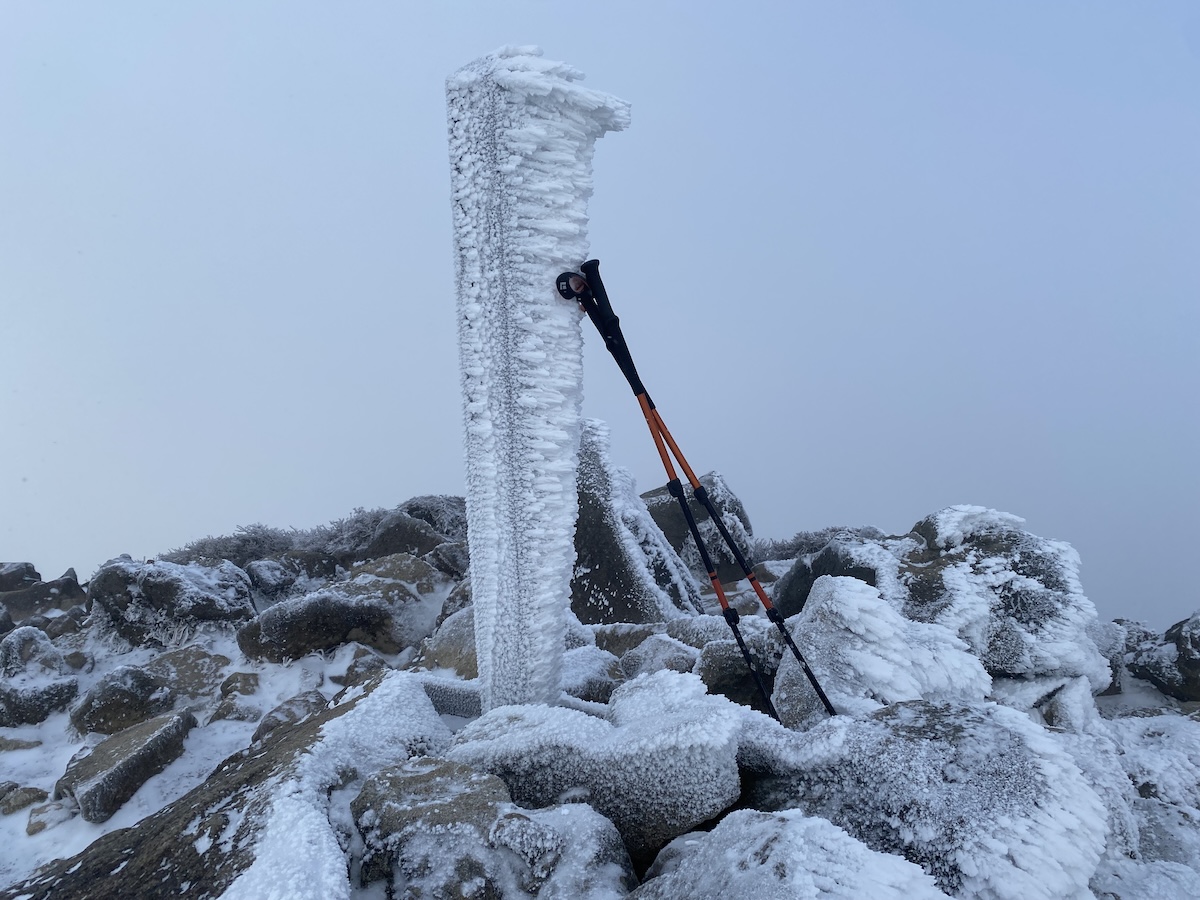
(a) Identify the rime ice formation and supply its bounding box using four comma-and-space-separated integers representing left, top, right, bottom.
447, 47, 630, 710
773, 574, 991, 730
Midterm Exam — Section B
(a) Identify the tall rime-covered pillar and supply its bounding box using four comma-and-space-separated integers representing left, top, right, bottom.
447, 47, 629, 709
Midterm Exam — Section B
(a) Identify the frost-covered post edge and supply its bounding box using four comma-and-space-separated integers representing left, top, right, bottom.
447, 47, 630, 710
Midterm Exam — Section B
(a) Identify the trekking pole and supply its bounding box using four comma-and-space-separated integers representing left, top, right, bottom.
557, 267, 779, 720
557, 260, 837, 719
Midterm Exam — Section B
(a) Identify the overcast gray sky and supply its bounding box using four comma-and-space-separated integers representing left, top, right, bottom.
2, 2, 1197, 629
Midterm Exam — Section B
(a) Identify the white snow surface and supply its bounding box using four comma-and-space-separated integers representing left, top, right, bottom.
634, 808, 950, 900
447, 671, 741, 856
220, 671, 452, 900
774, 575, 991, 729
921, 504, 1028, 550
447, 47, 629, 710
739, 700, 1107, 900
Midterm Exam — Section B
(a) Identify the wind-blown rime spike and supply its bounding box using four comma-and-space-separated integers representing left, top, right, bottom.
447, 48, 629, 710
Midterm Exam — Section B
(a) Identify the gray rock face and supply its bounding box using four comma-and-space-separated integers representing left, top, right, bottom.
70, 665, 175, 735
352, 756, 633, 898
573, 419, 703, 625
0, 562, 40, 593
408, 606, 477, 679
238, 553, 450, 662
362, 509, 447, 561
144, 645, 231, 701
251, 690, 328, 744
0, 784, 48, 816
641, 470, 754, 586
238, 590, 396, 662
1127, 612, 1200, 702
424, 540, 470, 580
89, 557, 254, 645
55, 712, 197, 823
0, 571, 87, 624
245, 550, 341, 600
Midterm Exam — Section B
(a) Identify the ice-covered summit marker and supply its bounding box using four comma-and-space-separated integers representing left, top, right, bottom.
447, 47, 629, 710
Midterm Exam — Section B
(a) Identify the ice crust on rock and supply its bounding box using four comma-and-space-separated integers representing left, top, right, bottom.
774, 574, 991, 729
447, 670, 741, 862
448, 47, 629, 710
573, 418, 702, 624
742, 700, 1107, 900
632, 808, 950, 900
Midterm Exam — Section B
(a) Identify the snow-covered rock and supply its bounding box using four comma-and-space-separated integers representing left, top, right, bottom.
55, 711, 196, 823
0, 570, 86, 624
642, 470, 755, 586
351, 756, 634, 898
448, 670, 741, 864
1126, 610, 1200, 701
773, 575, 990, 729
4, 671, 451, 900
744, 700, 1107, 900
449, 46, 629, 710
632, 808, 950, 899
572, 419, 702, 624
0, 626, 77, 727
89, 557, 254, 646
1104, 711, 1200, 872
408, 605, 478, 679
69, 664, 175, 735
765, 507, 1110, 689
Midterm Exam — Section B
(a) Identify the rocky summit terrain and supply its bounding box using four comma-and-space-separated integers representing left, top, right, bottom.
2, 434, 1199, 899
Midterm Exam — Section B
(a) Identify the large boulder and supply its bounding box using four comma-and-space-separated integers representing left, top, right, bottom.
642, 470, 754, 585
742, 700, 1106, 900
773, 575, 991, 730
0, 626, 78, 727
69, 665, 176, 735
769, 529, 894, 617
250, 690, 329, 744
89, 557, 254, 646
572, 419, 703, 624
244, 551, 340, 601
407, 606, 478, 679
2, 672, 451, 900
1126, 611, 1200, 702
144, 645, 231, 701
352, 756, 633, 898
360, 509, 447, 562
0, 569, 87, 624
238, 553, 452, 662
238, 589, 395, 662
398, 494, 468, 543
632, 809, 950, 900
55, 712, 196, 823
0, 562, 40, 593
448, 670, 742, 866
768, 506, 1109, 689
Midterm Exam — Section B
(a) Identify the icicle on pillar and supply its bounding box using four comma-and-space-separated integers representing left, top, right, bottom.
447, 48, 629, 710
